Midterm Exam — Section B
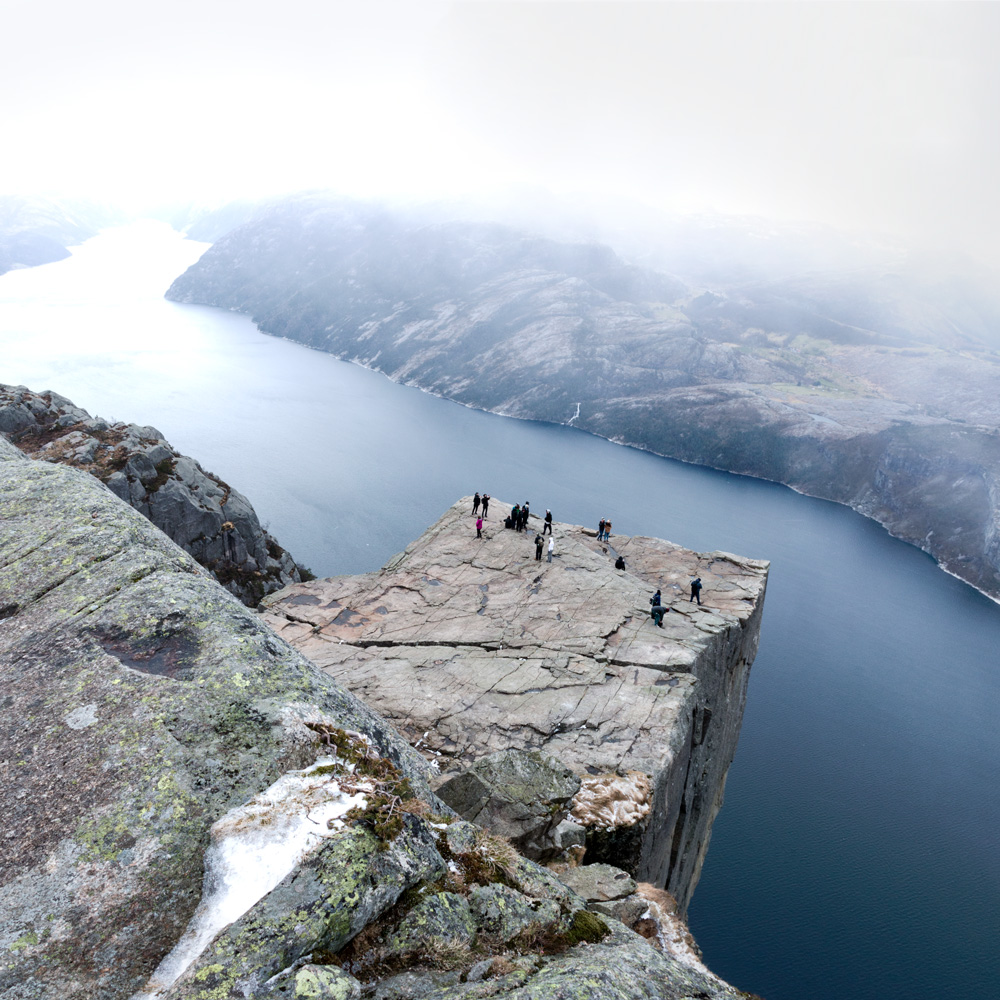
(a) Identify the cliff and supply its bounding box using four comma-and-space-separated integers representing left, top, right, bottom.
0, 439, 761, 999
0, 384, 306, 606
164, 197, 1000, 600
262, 501, 768, 915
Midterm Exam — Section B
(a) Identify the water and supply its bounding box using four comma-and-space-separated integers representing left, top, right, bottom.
2, 224, 997, 1000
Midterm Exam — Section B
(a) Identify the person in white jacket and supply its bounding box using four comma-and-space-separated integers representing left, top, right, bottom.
547, 536, 554, 562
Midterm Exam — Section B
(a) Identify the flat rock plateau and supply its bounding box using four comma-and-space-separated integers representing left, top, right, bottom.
1, 439, 763, 999
263, 499, 769, 914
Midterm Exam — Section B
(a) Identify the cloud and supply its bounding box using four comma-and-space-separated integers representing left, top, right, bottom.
2, 1, 998, 261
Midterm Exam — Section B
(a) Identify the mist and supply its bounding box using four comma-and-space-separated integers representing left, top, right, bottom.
2, 1, 998, 265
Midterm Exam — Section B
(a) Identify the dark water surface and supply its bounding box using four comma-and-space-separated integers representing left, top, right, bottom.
2, 225, 997, 1000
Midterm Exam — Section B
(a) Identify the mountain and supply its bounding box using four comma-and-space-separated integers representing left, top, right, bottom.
166, 196, 1000, 599
0, 195, 122, 274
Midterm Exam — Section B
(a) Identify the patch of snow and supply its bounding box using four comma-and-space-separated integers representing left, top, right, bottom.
63, 704, 98, 729
132, 757, 366, 999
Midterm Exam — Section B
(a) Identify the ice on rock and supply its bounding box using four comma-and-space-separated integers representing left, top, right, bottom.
133, 758, 367, 999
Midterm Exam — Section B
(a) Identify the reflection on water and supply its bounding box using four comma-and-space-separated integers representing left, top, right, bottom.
2, 225, 998, 1000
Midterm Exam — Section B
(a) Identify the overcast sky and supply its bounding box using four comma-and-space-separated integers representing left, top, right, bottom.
3, 1, 998, 261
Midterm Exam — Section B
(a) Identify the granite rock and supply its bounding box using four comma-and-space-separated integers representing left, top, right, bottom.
0, 383, 306, 606
262, 498, 768, 912
436, 749, 580, 861
0, 447, 752, 1000
556, 864, 637, 903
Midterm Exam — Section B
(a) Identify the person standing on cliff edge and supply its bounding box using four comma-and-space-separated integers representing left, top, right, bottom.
543, 509, 552, 535
473, 492, 481, 515
481, 494, 490, 518
690, 577, 702, 605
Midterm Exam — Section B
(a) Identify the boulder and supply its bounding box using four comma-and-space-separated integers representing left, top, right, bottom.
435, 749, 580, 861
557, 863, 638, 903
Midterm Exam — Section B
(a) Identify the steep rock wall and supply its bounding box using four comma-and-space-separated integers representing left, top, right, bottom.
0, 384, 306, 606
263, 500, 768, 913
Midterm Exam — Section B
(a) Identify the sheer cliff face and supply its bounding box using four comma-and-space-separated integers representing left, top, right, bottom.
166, 198, 1000, 600
0, 447, 754, 1000
262, 500, 769, 914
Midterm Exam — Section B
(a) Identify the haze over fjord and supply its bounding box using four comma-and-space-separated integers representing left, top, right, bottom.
2, 0, 998, 267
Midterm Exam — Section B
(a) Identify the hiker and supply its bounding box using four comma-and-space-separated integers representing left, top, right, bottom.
482, 494, 490, 518
473, 492, 481, 515
649, 589, 666, 626
522, 502, 530, 529
543, 509, 553, 535
547, 536, 554, 562
604, 519, 612, 541
690, 577, 702, 605
510, 504, 520, 530
598, 518, 606, 540
615, 555, 625, 570
476, 516, 483, 539
534, 534, 544, 561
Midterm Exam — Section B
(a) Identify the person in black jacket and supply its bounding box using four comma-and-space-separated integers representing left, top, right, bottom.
649, 589, 666, 626
690, 578, 703, 605
543, 509, 553, 535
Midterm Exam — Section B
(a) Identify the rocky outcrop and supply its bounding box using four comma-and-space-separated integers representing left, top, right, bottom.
436, 749, 581, 862
262, 499, 768, 914
0, 384, 306, 606
0, 442, 755, 1000
165, 196, 1000, 600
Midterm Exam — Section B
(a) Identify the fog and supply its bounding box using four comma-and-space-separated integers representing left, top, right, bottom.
2, 1, 999, 264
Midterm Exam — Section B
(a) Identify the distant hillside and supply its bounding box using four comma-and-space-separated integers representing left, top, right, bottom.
166, 196, 1000, 599
0, 195, 120, 274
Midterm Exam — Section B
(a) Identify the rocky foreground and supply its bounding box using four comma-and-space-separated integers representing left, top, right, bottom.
0, 438, 764, 998
0, 384, 306, 606
263, 501, 768, 914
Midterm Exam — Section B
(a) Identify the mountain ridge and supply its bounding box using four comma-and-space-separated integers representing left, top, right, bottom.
166, 197, 1000, 599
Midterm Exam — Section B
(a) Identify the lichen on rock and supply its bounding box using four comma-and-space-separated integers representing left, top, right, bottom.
1, 450, 757, 1000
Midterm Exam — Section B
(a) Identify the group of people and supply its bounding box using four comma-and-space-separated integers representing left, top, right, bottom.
471, 492, 556, 562
534, 532, 555, 562
648, 577, 704, 626
506, 501, 531, 532
471, 491, 705, 608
